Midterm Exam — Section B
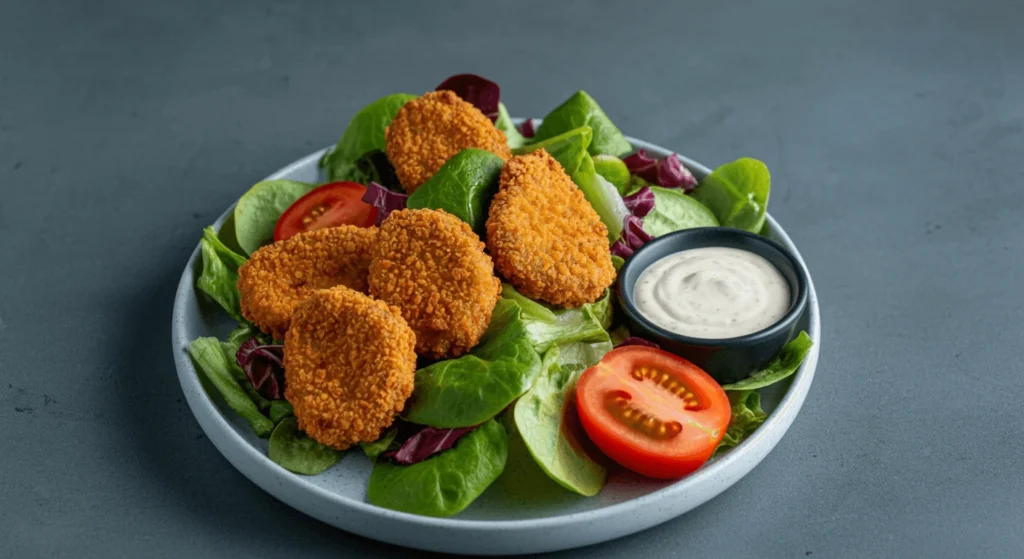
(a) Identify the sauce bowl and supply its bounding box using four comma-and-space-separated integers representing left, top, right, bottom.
617, 227, 809, 384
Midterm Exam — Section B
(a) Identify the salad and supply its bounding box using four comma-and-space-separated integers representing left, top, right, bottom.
187, 73, 814, 517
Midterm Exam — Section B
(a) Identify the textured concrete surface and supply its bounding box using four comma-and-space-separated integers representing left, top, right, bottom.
1, 0, 1022, 557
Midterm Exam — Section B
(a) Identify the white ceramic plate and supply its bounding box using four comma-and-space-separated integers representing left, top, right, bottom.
171, 137, 821, 555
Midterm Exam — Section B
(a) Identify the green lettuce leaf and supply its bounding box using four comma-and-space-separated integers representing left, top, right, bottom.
232, 179, 317, 255
512, 126, 592, 176
573, 153, 630, 242
196, 227, 247, 321
495, 102, 527, 149
532, 91, 632, 157
643, 186, 719, 237
514, 343, 611, 496
188, 337, 274, 437
268, 417, 341, 475
367, 418, 507, 517
715, 390, 767, 454
592, 154, 630, 192
321, 93, 417, 183
402, 300, 542, 428
504, 286, 613, 354
722, 332, 814, 391
501, 283, 556, 323
691, 157, 771, 233
405, 148, 504, 234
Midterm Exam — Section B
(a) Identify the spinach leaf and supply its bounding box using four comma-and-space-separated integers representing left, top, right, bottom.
721, 332, 813, 391
532, 91, 632, 157
507, 286, 613, 354
495, 102, 527, 149
359, 428, 399, 461
367, 418, 507, 517
405, 148, 504, 234
513, 126, 592, 176
355, 150, 400, 190
514, 343, 611, 496
233, 179, 317, 255
188, 337, 274, 437
643, 186, 719, 237
196, 227, 247, 321
321, 93, 417, 183
402, 300, 542, 428
592, 154, 630, 193
573, 153, 630, 242
691, 157, 771, 233
611, 254, 625, 272
268, 417, 341, 475
268, 400, 294, 424
714, 390, 767, 454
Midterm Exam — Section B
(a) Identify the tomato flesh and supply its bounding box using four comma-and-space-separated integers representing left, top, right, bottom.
576, 346, 730, 479
273, 182, 377, 242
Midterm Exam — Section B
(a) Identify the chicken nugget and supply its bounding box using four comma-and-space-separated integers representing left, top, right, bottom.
486, 149, 615, 308
386, 90, 511, 193
237, 225, 377, 339
369, 208, 501, 358
284, 286, 416, 450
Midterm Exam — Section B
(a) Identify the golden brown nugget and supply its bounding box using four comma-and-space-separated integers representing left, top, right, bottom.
284, 286, 416, 450
237, 225, 377, 339
385, 90, 511, 193
486, 149, 615, 308
369, 208, 501, 359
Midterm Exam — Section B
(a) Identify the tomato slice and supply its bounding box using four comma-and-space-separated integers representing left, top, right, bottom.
575, 346, 730, 479
273, 182, 378, 242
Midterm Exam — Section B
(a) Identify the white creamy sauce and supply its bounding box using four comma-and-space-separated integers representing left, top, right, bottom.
633, 247, 790, 339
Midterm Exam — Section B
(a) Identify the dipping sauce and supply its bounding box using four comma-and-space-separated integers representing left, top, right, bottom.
633, 247, 790, 339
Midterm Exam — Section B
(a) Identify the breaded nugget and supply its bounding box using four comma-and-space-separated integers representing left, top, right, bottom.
369, 208, 501, 359
486, 149, 615, 308
284, 286, 416, 450
237, 225, 377, 339
386, 90, 512, 193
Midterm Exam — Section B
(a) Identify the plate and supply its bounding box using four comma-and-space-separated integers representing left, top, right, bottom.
171, 137, 821, 555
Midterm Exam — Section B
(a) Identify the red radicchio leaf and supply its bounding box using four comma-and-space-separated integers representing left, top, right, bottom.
622, 186, 655, 218
236, 339, 285, 400
656, 153, 697, 191
361, 181, 408, 226
610, 215, 655, 258
623, 150, 697, 191
383, 425, 476, 465
518, 119, 536, 138
615, 337, 661, 349
436, 74, 500, 122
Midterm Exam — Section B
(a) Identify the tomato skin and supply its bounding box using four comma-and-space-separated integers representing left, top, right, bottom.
576, 347, 730, 479
273, 182, 378, 242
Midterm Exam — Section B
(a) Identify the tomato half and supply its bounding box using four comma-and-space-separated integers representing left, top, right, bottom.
273, 182, 378, 242
576, 346, 730, 479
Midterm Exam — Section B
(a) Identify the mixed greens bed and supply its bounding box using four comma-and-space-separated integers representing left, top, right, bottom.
187, 74, 814, 518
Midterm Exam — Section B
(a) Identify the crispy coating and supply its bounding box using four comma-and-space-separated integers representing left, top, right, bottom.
237, 226, 377, 339
385, 90, 512, 193
284, 286, 416, 450
369, 208, 501, 359
486, 149, 615, 308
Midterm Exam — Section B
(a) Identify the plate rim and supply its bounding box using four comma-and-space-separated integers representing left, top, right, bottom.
171, 138, 820, 546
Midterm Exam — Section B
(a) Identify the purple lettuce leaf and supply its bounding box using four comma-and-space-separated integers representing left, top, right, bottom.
611, 215, 656, 258
382, 425, 477, 465
622, 186, 655, 218
436, 74, 500, 122
236, 339, 285, 400
518, 118, 536, 138
615, 337, 661, 349
624, 150, 697, 191
361, 181, 408, 226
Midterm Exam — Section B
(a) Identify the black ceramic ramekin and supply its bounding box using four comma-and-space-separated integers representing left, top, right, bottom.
617, 227, 809, 385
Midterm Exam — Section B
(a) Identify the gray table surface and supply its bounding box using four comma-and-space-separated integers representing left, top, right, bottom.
2, 0, 1022, 557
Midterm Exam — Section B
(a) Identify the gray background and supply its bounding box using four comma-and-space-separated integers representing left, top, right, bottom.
1, 0, 1021, 557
